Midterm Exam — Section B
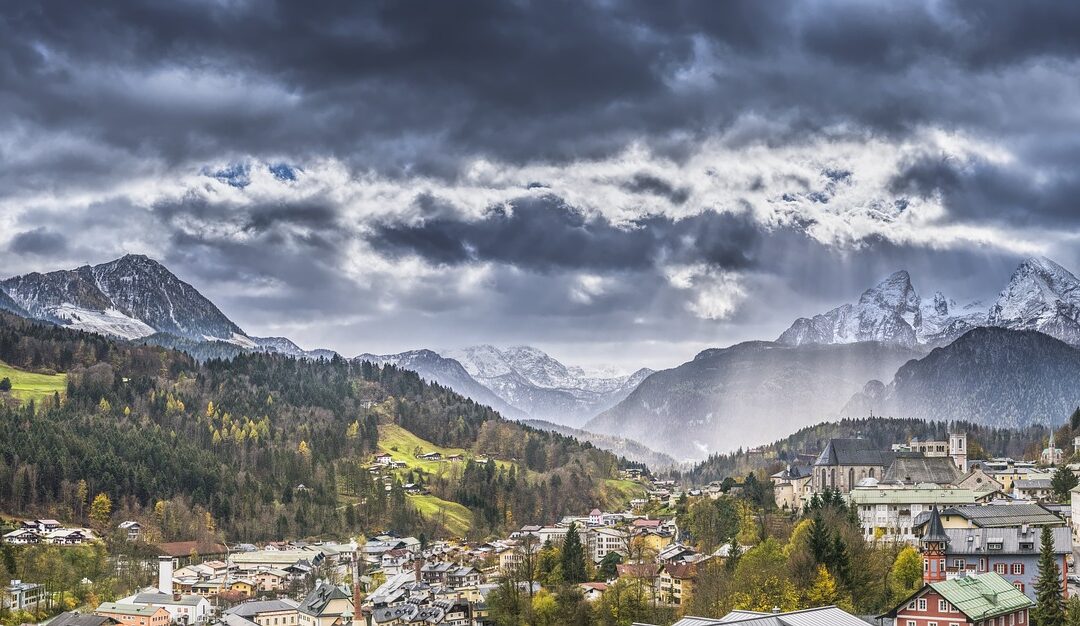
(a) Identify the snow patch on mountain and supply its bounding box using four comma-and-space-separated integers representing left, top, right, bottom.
52, 303, 157, 340
987, 256, 1080, 345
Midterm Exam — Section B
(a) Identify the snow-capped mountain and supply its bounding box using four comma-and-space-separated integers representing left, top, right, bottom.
0, 286, 30, 318
355, 349, 527, 419
445, 345, 654, 427
2, 255, 255, 346
987, 256, 1080, 346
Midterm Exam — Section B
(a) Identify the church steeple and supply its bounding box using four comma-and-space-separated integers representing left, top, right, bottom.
921, 506, 949, 584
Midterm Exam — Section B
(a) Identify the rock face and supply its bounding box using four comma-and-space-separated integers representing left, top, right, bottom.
2, 254, 254, 346
987, 257, 1080, 346
778, 257, 1080, 349
252, 336, 339, 360
843, 327, 1080, 428
585, 341, 921, 461
445, 345, 654, 427
0, 287, 29, 317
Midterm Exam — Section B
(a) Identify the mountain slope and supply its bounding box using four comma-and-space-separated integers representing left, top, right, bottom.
446, 345, 653, 426
253, 336, 338, 360
355, 349, 527, 419
586, 341, 921, 461
521, 419, 678, 469
987, 257, 1080, 346
0, 287, 28, 317
843, 327, 1080, 427
2, 254, 254, 346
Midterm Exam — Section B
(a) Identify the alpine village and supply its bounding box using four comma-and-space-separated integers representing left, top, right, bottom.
1, 256, 1080, 626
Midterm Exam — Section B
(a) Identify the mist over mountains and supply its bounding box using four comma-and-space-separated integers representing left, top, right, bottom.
4, 253, 1080, 465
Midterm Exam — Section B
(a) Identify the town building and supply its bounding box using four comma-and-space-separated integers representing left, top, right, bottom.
94, 603, 171, 626
119, 521, 142, 541
812, 438, 894, 494
937, 526, 1071, 599
3, 580, 45, 612
49, 612, 121, 626
849, 487, 976, 542
1013, 478, 1053, 501
769, 464, 812, 511
882, 572, 1033, 625
297, 582, 354, 626
639, 606, 871, 626
223, 599, 300, 626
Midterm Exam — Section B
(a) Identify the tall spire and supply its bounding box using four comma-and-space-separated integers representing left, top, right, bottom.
921, 506, 949, 584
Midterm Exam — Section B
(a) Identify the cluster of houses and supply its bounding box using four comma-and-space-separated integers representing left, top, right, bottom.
2, 519, 97, 546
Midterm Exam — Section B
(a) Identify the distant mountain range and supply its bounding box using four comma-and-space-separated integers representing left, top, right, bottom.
588, 256, 1080, 461
7, 253, 1080, 467
359, 345, 652, 428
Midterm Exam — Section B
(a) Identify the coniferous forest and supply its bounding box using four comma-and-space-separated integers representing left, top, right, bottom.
0, 312, 625, 542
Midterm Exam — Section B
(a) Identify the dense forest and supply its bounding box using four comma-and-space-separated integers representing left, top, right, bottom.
687, 416, 1068, 484
0, 313, 627, 542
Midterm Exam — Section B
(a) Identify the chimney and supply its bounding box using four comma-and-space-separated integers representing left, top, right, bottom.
771, 607, 781, 614
158, 556, 174, 595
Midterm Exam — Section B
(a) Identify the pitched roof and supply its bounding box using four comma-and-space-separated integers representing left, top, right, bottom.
848, 487, 975, 506
882, 455, 963, 485
666, 606, 870, 625
155, 540, 228, 557
814, 439, 894, 467
96, 603, 164, 617
298, 583, 351, 617
929, 573, 1033, 620
922, 507, 949, 545
131, 592, 206, 607
224, 599, 299, 618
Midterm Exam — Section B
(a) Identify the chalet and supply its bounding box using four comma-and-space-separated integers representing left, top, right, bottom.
24, 519, 62, 533
3, 528, 41, 544
375, 453, 393, 465
119, 521, 142, 541
48, 528, 92, 545
642, 606, 876, 626
578, 582, 606, 602
417, 452, 442, 461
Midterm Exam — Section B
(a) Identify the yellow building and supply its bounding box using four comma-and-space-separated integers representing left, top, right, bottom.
657, 562, 701, 607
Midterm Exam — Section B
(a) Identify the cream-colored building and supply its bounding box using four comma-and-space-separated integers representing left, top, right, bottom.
297, 583, 353, 626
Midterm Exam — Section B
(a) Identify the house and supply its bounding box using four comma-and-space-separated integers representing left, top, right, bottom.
587, 509, 603, 526
417, 452, 442, 461
769, 464, 812, 510
118, 521, 142, 541
935, 525, 1070, 600
48, 528, 93, 545
587, 527, 627, 563
297, 582, 354, 626
155, 540, 229, 564
224, 599, 300, 626
25, 519, 62, 533
578, 582, 606, 602
882, 573, 1033, 625
95, 604, 170, 626
1013, 478, 1053, 501
49, 612, 121, 626
916, 502, 1066, 531
957, 468, 1003, 493
2, 528, 41, 544
812, 438, 895, 494
120, 590, 212, 624
657, 561, 703, 607
3, 580, 45, 612
375, 453, 393, 465
849, 486, 977, 543
253, 569, 291, 592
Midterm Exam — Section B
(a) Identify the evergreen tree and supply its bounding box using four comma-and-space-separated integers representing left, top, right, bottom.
561, 522, 587, 583
597, 551, 622, 581
808, 514, 830, 564
1033, 525, 1065, 626
0, 377, 11, 392
1051, 465, 1078, 502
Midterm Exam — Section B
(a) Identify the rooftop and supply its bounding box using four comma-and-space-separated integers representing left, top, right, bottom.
815, 439, 895, 467
849, 487, 975, 506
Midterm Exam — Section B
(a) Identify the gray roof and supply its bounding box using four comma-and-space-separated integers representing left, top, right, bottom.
225, 599, 299, 618
882, 455, 963, 485
131, 592, 205, 607
48, 612, 119, 626
914, 503, 1065, 529
814, 439, 894, 467
298, 583, 351, 617
923, 507, 949, 545
1014, 478, 1052, 489
942, 526, 1071, 555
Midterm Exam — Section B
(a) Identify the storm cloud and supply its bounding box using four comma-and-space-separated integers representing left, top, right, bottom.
1, 1, 1079, 368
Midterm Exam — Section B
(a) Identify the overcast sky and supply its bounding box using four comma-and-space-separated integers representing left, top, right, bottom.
3, 1, 1080, 371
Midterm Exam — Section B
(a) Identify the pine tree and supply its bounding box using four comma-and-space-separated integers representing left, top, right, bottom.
1033, 525, 1065, 626
1051, 465, 1078, 502
561, 522, 587, 583
808, 514, 830, 564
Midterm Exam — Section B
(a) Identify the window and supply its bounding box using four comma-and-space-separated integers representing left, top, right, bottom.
1014, 582, 1024, 593
1019, 610, 1026, 624
918, 599, 927, 611
1011, 563, 1024, 575
953, 559, 965, 569
995, 563, 1007, 574
940, 600, 949, 612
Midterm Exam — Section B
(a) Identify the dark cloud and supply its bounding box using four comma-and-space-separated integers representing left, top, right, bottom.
372, 194, 760, 272
8, 228, 68, 256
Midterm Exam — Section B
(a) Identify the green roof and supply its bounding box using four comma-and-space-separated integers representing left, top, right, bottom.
931, 573, 1033, 620
849, 488, 976, 505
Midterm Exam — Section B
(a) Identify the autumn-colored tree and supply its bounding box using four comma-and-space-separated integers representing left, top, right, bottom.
89, 493, 112, 530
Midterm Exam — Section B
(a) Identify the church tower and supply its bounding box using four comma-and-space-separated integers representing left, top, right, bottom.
948, 432, 967, 472
921, 506, 949, 584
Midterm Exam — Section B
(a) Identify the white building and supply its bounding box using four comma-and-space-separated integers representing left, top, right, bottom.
849, 486, 977, 543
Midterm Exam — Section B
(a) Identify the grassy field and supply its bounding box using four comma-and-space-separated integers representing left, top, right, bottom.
408, 494, 475, 537
377, 423, 471, 473
0, 361, 67, 404
600, 478, 647, 510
